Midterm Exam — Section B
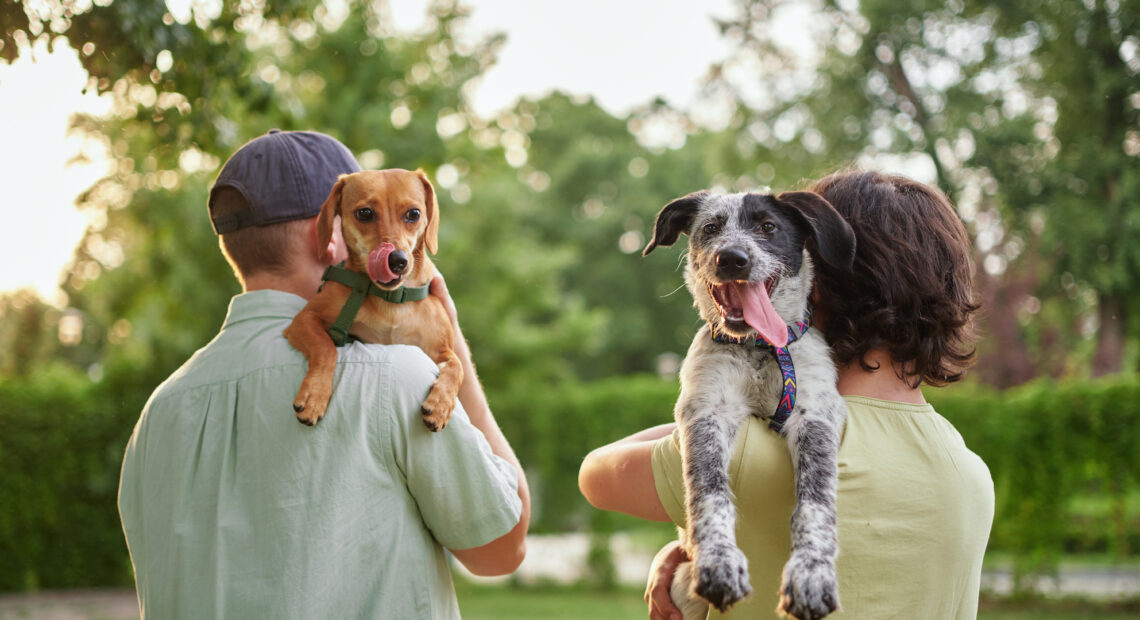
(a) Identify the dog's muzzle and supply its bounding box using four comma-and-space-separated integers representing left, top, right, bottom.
368, 243, 407, 286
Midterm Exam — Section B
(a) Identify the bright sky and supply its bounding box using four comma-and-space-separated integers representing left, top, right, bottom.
0, 0, 736, 305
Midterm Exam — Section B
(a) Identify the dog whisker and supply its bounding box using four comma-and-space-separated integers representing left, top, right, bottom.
660, 282, 688, 298
676, 249, 689, 272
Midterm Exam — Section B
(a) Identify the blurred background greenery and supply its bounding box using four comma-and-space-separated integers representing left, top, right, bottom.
0, 0, 1138, 612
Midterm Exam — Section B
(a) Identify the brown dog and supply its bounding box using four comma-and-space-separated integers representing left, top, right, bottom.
284, 169, 461, 431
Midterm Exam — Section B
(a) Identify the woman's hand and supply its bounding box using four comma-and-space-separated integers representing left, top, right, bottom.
645, 540, 689, 620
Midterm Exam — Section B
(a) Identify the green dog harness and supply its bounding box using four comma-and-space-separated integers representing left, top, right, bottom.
319, 262, 431, 346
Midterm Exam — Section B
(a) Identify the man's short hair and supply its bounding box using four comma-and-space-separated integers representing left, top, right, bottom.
212, 187, 311, 283
809, 170, 979, 387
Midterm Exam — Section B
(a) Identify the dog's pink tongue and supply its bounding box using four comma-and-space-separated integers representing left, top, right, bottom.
368, 243, 397, 283
742, 282, 788, 347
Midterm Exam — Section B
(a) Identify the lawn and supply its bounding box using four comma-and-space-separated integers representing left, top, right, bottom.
455, 581, 1140, 620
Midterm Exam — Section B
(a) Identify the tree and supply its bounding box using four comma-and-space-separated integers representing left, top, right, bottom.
702, 0, 1140, 382
4, 0, 513, 380
966, 0, 1140, 376
4, 0, 688, 394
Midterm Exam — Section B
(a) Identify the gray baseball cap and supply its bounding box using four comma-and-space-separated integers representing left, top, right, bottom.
208, 129, 361, 234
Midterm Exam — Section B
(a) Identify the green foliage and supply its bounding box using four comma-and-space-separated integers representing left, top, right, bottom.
713, 0, 1140, 376
13, 0, 711, 394
490, 374, 679, 532
0, 291, 72, 376
0, 364, 141, 590
928, 377, 1140, 581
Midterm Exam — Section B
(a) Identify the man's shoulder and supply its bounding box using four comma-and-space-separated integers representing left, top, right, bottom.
148, 331, 439, 411
333, 343, 442, 418
337, 342, 439, 379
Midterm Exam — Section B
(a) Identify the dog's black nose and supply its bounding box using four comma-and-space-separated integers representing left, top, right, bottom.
716, 248, 750, 279
388, 250, 409, 274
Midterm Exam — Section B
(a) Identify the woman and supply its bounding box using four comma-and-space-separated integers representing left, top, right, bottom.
579, 170, 994, 619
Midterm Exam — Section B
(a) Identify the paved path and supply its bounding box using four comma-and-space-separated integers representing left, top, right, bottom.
982, 566, 1140, 599
0, 589, 139, 620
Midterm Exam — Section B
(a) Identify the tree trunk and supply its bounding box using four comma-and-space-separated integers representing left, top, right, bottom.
1091, 294, 1125, 377
973, 269, 1038, 388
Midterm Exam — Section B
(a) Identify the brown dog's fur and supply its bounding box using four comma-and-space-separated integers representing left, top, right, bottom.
284, 169, 461, 430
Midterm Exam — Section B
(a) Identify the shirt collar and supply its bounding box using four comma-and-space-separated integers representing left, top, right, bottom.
222, 289, 309, 329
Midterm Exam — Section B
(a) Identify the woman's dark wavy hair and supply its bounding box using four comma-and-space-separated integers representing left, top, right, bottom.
808, 170, 980, 387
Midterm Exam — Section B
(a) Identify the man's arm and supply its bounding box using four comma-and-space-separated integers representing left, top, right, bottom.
578, 424, 675, 522
431, 275, 531, 576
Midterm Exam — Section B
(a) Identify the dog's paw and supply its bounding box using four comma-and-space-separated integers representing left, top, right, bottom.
420, 384, 456, 432
292, 379, 332, 426
695, 544, 752, 612
672, 561, 711, 620
777, 553, 839, 620
420, 405, 449, 432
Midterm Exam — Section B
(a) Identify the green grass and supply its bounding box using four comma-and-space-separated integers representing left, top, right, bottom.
456, 581, 647, 620
455, 581, 1140, 620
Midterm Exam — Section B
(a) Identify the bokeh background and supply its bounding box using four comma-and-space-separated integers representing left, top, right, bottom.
1, 0, 1138, 617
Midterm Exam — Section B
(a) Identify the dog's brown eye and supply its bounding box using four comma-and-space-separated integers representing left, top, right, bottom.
355, 208, 376, 223
760, 222, 776, 233
703, 222, 719, 235
403, 209, 421, 223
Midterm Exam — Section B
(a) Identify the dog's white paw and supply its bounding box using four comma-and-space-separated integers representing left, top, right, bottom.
671, 561, 711, 620
777, 552, 839, 620
695, 545, 752, 612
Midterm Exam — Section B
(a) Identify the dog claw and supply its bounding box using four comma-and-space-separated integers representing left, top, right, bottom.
420, 399, 453, 432
292, 379, 331, 426
421, 407, 443, 432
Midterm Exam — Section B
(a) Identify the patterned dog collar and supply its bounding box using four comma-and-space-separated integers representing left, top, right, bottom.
712, 309, 813, 434
319, 262, 431, 346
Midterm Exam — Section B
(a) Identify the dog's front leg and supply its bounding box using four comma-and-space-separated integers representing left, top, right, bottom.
678, 391, 753, 612
777, 396, 844, 620
283, 309, 339, 426
421, 346, 461, 432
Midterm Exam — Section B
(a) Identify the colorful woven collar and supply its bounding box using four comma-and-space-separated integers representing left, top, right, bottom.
712, 308, 813, 434
319, 262, 430, 346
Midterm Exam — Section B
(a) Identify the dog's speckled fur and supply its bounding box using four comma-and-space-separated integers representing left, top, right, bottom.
644, 190, 854, 620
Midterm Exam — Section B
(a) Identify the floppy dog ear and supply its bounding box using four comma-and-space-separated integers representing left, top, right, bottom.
416, 169, 440, 255
316, 175, 347, 261
774, 191, 856, 271
643, 191, 708, 256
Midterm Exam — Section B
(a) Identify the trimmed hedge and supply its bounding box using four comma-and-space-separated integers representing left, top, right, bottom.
0, 365, 141, 590
928, 378, 1140, 576
492, 374, 1140, 577
1, 368, 1137, 591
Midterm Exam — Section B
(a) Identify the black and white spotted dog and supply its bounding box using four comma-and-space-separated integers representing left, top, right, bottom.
643, 189, 855, 620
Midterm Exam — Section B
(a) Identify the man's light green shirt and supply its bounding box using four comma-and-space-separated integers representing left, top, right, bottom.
653, 396, 995, 618
118, 290, 522, 619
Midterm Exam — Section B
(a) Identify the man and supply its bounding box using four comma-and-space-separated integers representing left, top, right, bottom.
579, 170, 994, 619
118, 130, 529, 619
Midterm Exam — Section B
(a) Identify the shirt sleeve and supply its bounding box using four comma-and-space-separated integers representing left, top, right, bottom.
383, 346, 522, 551
651, 427, 688, 527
